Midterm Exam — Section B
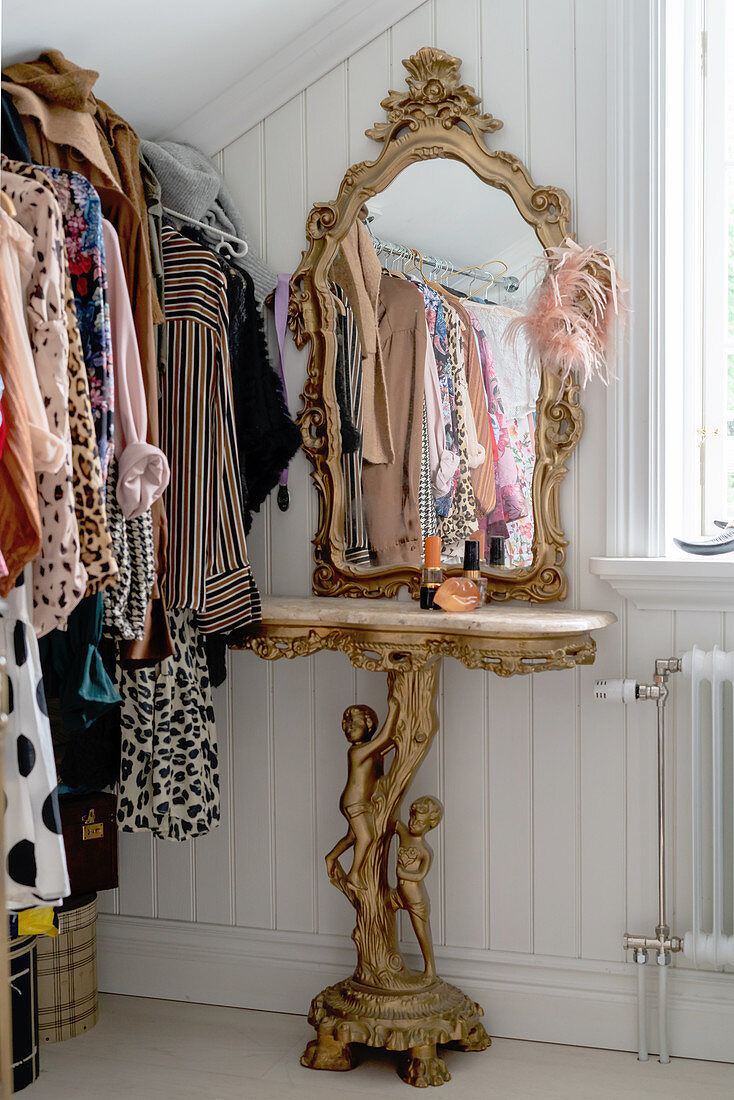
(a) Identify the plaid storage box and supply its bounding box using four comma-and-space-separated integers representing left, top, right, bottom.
36, 895, 98, 1044
9, 934, 39, 1092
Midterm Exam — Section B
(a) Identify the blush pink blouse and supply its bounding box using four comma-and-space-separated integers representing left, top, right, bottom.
103, 220, 169, 519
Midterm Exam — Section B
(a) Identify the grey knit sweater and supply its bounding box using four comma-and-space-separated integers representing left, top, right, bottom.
140, 139, 277, 301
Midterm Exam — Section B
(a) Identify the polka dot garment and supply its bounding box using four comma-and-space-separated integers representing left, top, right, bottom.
2, 569, 69, 909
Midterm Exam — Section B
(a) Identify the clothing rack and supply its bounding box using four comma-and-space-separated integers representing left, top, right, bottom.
366, 227, 520, 293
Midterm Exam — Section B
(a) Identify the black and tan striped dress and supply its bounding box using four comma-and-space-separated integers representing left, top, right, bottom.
160, 227, 261, 633
331, 283, 371, 565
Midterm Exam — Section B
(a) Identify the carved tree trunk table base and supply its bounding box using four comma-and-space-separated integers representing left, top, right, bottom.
299, 659, 490, 1088
236, 597, 616, 1089
301, 975, 490, 1086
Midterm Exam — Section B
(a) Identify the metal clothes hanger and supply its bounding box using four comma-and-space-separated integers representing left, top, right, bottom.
446, 257, 495, 282
367, 228, 519, 299
162, 206, 249, 260
463, 260, 510, 301
402, 247, 423, 278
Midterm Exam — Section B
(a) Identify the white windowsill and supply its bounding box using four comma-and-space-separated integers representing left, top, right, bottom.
589, 556, 734, 612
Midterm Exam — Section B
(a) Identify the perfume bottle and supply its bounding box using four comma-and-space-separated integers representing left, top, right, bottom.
488, 535, 506, 567
462, 537, 488, 602
420, 536, 443, 609
462, 539, 481, 579
469, 528, 486, 563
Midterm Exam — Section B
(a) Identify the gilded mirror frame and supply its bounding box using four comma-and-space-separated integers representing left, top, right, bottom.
288, 47, 581, 601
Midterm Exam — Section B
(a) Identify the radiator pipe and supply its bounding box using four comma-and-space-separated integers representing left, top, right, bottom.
658, 960, 670, 1064
595, 657, 683, 1063
657, 691, 667, 938
634, 948, 649, 1062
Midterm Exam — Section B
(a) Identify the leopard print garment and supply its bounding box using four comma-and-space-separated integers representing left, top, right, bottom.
1, 159, 118, 594
437, 305, 479, 554
66, 279, 119, 594
116, 609, 220, 841
102, 460, 155, 641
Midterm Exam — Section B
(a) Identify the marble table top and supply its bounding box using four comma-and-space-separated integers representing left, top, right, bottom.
258, 596, 616, 640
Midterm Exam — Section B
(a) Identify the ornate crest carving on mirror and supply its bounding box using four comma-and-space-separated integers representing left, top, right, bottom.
288, 46, 581, 602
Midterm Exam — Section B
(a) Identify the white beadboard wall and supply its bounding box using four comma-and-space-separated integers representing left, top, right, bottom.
98, 0, 734, 1060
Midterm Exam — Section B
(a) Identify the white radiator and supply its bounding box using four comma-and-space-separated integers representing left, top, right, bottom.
682, 646, 734, 968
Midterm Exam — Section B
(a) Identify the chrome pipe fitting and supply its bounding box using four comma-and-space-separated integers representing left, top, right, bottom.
597, 655, 683, 1062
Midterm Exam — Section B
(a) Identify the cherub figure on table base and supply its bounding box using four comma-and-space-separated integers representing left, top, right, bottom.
392, 796, 443, 979
325, 703, 393, 889
302, 672, 490, 1088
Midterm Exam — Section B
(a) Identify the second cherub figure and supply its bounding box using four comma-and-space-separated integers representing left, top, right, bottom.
393, 796, 444, 979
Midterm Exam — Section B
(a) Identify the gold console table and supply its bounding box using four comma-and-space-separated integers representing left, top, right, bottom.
238, 596, 615, 1087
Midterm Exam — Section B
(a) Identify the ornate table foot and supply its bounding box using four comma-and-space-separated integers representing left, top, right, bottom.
448, 1022, 492, 1052
303, 974, 488, 1087
300, 1030, 356, 1072
399, 1044, 450, 1088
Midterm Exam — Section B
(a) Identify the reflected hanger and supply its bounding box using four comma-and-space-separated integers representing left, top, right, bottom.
437, 259, 508, 305
403, 247, 428, 281
470, 261, 509, 300
446, 258, 496, 283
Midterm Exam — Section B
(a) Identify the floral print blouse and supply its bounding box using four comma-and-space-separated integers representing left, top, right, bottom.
435, 304, 479, 553
467, 310, 528, 536
506, 415, 536, 567
42, 167, 114, 477
1, 171, 88, 635
1, 157, 118, 594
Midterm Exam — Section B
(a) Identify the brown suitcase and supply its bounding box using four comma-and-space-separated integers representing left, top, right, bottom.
59, 792, 119, 895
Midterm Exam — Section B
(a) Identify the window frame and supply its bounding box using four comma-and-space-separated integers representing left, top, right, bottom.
698, 0, 729, 535
604, 0, 733, 559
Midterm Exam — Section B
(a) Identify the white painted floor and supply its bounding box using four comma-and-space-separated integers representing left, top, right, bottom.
27, 994, 734, 1099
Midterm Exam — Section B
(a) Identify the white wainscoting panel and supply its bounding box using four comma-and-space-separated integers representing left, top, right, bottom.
99, 0, 734, 1059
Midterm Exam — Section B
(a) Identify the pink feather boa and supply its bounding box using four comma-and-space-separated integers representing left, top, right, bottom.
507, 238, 626, 389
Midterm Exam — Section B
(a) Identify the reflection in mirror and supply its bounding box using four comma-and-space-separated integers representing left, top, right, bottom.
329, 158, 545, 574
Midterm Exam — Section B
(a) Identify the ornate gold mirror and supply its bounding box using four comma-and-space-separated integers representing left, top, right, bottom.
289, 47, 582, 601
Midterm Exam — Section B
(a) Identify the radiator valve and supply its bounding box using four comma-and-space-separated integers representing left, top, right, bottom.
594, 678, 638, 703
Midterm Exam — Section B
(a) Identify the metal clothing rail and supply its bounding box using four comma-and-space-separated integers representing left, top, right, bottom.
366, 227, 520, 293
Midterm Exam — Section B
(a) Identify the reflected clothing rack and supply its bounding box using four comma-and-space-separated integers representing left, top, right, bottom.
365, 227, 520, 294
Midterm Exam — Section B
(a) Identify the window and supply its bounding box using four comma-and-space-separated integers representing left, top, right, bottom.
701, 0, 734, 529
724, 6, 734, 514
665, 0, 734, 544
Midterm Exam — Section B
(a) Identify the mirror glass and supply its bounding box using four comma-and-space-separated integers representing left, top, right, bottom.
329, 157, 546, 574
